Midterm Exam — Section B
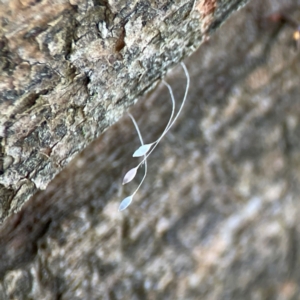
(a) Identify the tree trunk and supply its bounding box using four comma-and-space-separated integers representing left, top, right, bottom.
1, 0, 300, 299
0, 0, 248, 223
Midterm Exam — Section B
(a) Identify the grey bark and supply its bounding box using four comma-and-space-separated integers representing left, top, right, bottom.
0, 0, 248, 223
1, 0, 300, 299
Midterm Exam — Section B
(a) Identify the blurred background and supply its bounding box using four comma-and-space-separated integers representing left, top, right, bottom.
1, 0, 300, 299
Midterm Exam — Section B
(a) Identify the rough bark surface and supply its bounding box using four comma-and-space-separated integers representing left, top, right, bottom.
2, 0, 300, 299
0, 0, 248, 222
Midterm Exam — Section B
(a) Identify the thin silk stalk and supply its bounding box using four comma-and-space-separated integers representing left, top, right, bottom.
161, 80, 176, 134
128, 113, 148, 196
136, 62, 190, 168
132, 80, 175, 158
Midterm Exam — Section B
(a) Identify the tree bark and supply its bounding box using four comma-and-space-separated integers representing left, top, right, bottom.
1, 0, 300, 298
0, 0, 248, 223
